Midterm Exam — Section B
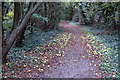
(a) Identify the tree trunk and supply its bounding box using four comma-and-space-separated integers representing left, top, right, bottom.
16, 3, 33, 47
6, 2, 21, 42
0, 2, 2, 65
79, 7, 86, 25
13, 2, 21, 30
68, 3, 74, 20
15, 26, 26, 47
44, 2, 47, 26
13, 2, 23, 47
2, 3, 40, 63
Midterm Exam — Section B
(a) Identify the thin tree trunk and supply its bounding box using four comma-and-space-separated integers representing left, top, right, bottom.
2, 2, 4, 42
5, 3, 13, 18
2, 2, 13, 19
2, 3, 40, 63
44, 2, 47, 26
69, 3, 74, 20
0, 2, 2, 65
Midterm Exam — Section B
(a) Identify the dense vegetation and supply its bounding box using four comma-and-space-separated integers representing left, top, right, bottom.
1, 2, 120, 78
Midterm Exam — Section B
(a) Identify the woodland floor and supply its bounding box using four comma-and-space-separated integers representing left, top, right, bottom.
2, 21, 119, 78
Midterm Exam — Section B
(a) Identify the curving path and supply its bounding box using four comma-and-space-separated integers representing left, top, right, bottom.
44, 22, 102, 78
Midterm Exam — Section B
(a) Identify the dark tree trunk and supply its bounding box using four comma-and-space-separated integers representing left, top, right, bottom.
42, 2, 50, 31
44, 2, 47, 26
14, 2, 24, 47
15, 28, 26, 47
0, 2, 2, 64
2, 2, 4, 41
68, 3, 74, 20
13, 2, 21, 30
13, 2, 22, 47
6, 2, 21, 42
15, 3, 32, 47
2, 3, 40, 63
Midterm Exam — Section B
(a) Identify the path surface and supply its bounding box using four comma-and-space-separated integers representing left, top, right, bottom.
44, 22, 102, 78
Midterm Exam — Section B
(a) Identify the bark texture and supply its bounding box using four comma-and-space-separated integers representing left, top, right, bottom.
2, 3, 40, 63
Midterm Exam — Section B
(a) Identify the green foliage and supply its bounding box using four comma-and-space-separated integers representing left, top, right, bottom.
101, 3, 111, 9
3, 2, 14, 34
81, 26, 119, 78
6, 11, 14, 17
3, 11, 14, 31
79, 2, 120, 29
32, 14, 49, 22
